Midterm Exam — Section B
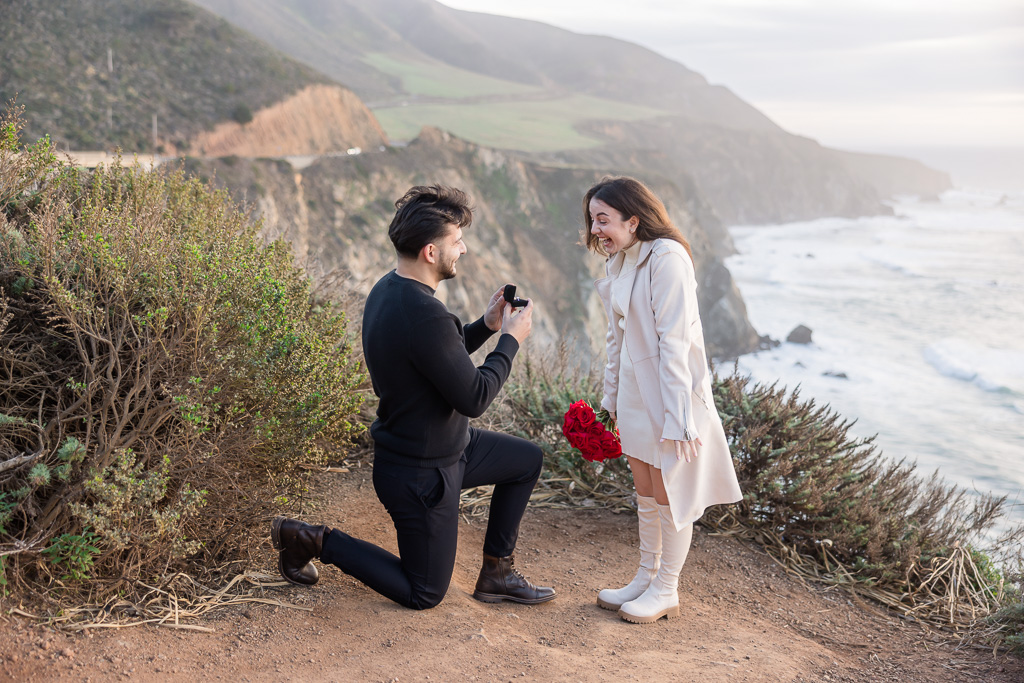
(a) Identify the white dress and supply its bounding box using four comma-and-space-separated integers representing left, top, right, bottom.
610, 243, 674, 465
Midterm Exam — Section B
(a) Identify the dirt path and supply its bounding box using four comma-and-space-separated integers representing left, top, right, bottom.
2, 468, 1021, 682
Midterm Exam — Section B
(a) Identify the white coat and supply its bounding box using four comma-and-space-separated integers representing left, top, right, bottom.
595, 238, 742, 530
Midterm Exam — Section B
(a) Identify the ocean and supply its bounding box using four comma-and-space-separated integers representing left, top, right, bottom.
725, 188, 1024, 538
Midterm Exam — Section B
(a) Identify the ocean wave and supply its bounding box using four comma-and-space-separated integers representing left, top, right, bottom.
923, 339, 1024, 394
864, 253, 927, 278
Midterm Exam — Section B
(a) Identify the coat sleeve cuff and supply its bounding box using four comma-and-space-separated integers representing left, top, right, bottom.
661, 411, 700, 442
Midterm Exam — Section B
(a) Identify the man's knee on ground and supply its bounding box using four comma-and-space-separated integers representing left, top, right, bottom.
406, 588, 445, 611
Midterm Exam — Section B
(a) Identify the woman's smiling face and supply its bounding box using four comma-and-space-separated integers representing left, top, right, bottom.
589, 197, 637, 255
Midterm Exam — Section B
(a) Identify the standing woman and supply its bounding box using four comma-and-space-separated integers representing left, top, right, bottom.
586, 176, 742, 624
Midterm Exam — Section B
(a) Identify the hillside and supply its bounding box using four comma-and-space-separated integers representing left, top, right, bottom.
189, 0, 776, 131
187, 0, 951, 223
189, 84, 387, 157
0, 0, 368, 152
185, 127, 761, 359
187, 0, 775, 131
1, 0, 762, 355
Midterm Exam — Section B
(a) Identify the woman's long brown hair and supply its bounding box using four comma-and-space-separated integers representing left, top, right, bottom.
582, 176, 692, 259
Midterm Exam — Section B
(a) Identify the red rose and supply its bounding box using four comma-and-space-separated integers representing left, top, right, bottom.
562, 412, 583, 440
562, 398, 622, 462
599, 430, 622, 459
576, 404, 596, 429
578, 435, 602, 462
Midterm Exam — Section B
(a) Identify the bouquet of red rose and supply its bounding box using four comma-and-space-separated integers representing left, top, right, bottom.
562, 399, 622, 462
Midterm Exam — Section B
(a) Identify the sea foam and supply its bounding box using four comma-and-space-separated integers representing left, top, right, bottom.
923, 338, 1024, 394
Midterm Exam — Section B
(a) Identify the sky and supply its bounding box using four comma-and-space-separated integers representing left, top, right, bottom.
439, 0, 1024, 153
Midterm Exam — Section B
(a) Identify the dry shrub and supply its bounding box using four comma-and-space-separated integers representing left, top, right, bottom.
496, 348, 1022, 645
484, 342, 632, 507
988, 570, 1024, 654
711, 374, 1023, 641
0, 105, 364, 601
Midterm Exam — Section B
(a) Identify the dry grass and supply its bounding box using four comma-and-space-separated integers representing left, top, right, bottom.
8, 571, 309, 633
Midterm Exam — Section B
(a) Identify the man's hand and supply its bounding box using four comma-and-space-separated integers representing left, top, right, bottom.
501, 299, 533, 344
483, 285, 508, 332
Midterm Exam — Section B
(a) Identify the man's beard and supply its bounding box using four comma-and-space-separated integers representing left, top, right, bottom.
438, 252, 458, 280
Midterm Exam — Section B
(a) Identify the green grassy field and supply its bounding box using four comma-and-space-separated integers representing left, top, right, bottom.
362, 52, 540, 99
373, 94, 667, 152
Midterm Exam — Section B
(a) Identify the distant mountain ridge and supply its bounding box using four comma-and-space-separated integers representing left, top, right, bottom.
189, 0, 778, 131
188, 0, 951, 223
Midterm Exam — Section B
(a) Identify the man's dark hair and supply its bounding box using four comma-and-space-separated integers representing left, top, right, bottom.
388, 185, 473, 258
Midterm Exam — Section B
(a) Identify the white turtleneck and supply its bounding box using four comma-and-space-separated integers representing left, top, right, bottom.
611, 239, 641, 326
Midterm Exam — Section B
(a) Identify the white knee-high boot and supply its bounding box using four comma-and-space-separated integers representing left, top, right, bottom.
618, 504, 692, 623
597, 495, 661, 610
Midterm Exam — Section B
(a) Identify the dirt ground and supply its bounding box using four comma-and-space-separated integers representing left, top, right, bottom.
2, 467, 1022, 683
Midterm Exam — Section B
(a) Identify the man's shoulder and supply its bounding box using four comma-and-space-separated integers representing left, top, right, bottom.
366, 271, 451, 322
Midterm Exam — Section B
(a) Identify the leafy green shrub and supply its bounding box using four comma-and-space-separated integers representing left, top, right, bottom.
231, 104, 253, 126
711, 375, 1018, 581
0, 105, 364, 596
42, 531, 100, 582
988, 583, 1024, 654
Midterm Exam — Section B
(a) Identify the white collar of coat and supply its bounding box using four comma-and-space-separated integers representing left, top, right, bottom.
606, 238, 657, 274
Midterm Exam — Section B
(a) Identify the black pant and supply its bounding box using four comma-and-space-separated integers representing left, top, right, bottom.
320, 428, 543, 610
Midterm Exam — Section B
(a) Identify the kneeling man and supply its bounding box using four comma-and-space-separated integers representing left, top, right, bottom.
271, 185, 555, 609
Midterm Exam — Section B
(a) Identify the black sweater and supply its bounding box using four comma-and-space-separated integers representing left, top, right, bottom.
361, 270, 520, 467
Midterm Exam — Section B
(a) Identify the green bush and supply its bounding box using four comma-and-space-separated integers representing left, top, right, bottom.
989, 584, 1024, 654
231, 104, 253, 126
494, 348, 1021, 643
711, 375, 1018, 584
711, 374, 1022, 642
0, 105, 364, 595
488, 344, 632, 505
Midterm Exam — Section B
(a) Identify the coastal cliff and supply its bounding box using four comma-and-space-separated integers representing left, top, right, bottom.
187, 127, 760, 360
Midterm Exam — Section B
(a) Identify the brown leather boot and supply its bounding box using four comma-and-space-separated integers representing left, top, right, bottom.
270, 516, 329, 586
473, 553, 556, 604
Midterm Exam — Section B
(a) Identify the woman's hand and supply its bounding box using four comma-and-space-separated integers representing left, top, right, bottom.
661, 437, 702, 463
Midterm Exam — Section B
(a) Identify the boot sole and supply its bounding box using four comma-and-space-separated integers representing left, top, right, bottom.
597, 596, 622, 611
472, 591, 557, 605
619, 605, 680, 624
